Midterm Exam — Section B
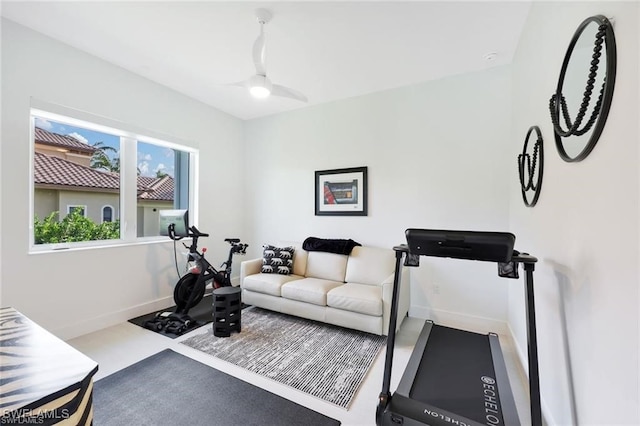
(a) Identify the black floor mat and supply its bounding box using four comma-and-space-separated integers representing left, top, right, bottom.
94, 349, 341, 426
128, 294, 214, 339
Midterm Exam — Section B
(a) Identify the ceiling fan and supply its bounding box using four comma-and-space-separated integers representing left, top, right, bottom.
230, 9, 308, 103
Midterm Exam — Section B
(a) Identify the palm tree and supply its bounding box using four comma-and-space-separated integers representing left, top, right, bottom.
90, 142, 119, 172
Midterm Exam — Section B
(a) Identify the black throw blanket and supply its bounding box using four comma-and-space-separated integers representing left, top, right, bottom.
302, 237, 362, 255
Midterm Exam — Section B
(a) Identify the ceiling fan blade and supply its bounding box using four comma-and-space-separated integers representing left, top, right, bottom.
252, 32, 266, 75
228, 80, 249, 88
271, 84, 308, 103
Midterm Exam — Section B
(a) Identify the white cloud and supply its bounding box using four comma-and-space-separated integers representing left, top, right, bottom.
138, 152, 152, 161
155, 163, 166, 172
138, 161, 150, 175
67, 132, 89, 144
163, 148, 174, 158
35, 117, 53, 130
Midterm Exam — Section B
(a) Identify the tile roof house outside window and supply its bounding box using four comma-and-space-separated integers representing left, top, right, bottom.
33, 126, 176, 242
34, 127, 97, 167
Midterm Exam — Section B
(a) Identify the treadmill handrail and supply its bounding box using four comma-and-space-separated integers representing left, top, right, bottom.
378, 249, 405, 414
512, 253, 538, 264
395, 243, 539, 265
393, 244, 409, 253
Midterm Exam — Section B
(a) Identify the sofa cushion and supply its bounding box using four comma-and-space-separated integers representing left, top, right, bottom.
279, 241, 308, 277
327, 283, 383, 316
305, 251, 348, 282
281, 278, 344, 306
242, 273, 304, 297
261, 245, 295, 274
344, 246, 395, 286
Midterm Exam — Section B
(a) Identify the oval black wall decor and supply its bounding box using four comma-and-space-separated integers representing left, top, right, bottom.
549, 15, 616, 162
518, 126, 544, 207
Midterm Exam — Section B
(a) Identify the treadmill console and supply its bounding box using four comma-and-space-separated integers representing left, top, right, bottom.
405, 229, 515, 263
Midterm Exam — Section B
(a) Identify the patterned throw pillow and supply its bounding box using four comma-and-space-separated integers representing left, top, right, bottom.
261, 245, 295, 275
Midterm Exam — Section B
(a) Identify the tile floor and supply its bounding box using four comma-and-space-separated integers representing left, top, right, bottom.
68, 315, 532, 426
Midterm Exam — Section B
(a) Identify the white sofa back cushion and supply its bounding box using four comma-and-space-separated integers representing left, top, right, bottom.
278, 241, 308, 277
305, 251, 348, 282
345, 246, 395, 286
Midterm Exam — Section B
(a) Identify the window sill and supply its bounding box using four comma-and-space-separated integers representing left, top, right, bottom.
28, 236, 191, 255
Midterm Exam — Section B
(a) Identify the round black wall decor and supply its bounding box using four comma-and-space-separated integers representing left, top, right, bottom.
518, 126, 544, 207
549, 15, 616, 162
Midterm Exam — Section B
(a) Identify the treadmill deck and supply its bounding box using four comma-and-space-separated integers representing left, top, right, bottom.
386, 322, 520, 426
413, 325, 503, 422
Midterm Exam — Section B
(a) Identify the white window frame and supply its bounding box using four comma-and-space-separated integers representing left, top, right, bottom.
29, 100, 199, 253
67, 205, 88, 217
101, 205, 115, 223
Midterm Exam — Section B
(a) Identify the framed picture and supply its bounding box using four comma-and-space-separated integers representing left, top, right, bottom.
315, 166, 368, 216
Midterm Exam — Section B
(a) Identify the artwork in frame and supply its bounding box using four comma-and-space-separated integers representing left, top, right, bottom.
315, 167, 368, 216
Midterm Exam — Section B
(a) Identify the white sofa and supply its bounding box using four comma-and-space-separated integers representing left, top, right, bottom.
240, 242, 409, 335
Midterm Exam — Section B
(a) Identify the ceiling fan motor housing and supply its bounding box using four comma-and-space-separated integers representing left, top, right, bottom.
249, 74, 272, 98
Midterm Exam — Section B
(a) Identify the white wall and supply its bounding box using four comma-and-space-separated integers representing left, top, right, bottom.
509, 2, 639, 424
0, 19, 245, 339
244, 67, 514, 328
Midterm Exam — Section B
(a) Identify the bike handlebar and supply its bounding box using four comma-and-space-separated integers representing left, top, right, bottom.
175, 226, 247, 256
223, 238, 248, 254
232, 243, 249, 255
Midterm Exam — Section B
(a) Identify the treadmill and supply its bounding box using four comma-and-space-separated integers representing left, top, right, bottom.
377, 229, 542, 426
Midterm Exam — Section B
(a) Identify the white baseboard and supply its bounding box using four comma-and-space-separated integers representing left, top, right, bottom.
54, 296, 174, 341
409, 305, 509, 335
56, 277, 242, 341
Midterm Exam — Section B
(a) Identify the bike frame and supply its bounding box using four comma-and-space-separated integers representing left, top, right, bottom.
185, 233, 237, 286
144, 225, 247, 335
173, 226, 247, 313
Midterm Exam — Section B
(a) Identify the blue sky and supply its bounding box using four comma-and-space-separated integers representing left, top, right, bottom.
35, 117, 175, 178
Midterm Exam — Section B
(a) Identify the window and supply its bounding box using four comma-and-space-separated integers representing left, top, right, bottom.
30, 106, 198, 251
32, 115, 121, 247
67, 205, 87, 217
102, 205, 114, 223
136, 141, 191, 237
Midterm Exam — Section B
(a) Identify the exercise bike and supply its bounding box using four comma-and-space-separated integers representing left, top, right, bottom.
144, 224, 248, 335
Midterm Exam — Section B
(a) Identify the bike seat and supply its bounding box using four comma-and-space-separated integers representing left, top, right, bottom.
225, 238, 241, 243
189, 226, 209, 238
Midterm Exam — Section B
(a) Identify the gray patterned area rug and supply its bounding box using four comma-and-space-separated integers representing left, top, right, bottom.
180, 308, 386, 409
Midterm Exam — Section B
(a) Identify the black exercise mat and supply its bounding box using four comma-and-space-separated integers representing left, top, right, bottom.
128, 294, 214, 338
93, 349, 341, 426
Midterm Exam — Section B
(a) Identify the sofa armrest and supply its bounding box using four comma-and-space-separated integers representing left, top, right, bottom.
382, 265, 410, 335
240, 258, 263, 287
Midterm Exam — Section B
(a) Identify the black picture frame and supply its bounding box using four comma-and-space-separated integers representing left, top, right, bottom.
315, 167, 368, 216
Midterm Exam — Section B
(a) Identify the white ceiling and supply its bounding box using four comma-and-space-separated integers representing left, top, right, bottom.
1, 1, 532, 120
